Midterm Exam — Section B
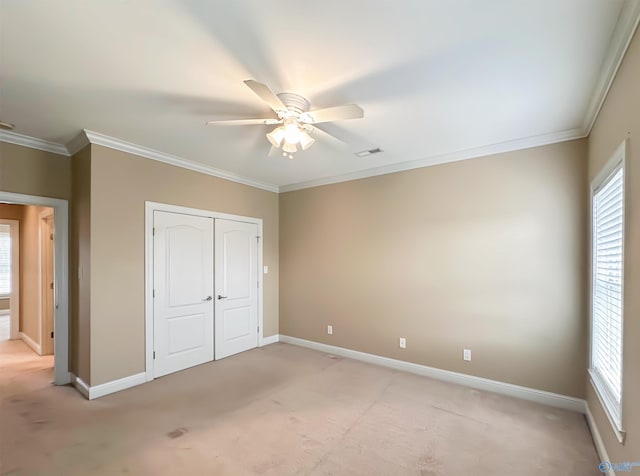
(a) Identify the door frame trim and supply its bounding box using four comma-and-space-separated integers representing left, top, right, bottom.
0, 218, 20, 341
0, 191, 70, 385
144, 201, 264, 382
38, 207, 55, 355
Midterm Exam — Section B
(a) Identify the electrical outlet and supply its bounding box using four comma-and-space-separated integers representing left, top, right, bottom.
399, 337, 406, 349
263, 265, 269, 274
327, 325, 333, 335
463, 349, 472, 361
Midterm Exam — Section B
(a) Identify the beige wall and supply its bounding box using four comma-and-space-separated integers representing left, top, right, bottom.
71, 145, 91, 381
19, 205, 41, 343
0, 142, 71, 200
0, 203, 24, 221
280, 139, 588, 398
587, 27, 640, 461
18, 205, 54, 346
88, 145, 279, 385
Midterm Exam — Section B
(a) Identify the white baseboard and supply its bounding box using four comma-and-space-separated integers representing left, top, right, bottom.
279, 335, 587, 413
70, 334, 281, 400
90, 372, 146, 399
585, 405, 614, 476
261, 334, 280, 346
69, 373, 90, 399
69, 372, 146, 400
19, 331, 41, 355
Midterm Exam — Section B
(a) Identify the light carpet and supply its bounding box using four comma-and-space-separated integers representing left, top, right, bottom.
0, 340, 600, 475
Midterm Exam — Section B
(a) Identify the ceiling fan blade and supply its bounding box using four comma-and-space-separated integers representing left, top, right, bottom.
304, 104, 364, 124
310, 125, 349, 150
244, 80, 288, 114
206, 118, 281, 126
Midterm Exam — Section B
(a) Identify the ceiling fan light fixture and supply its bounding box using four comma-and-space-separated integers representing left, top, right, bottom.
282, 141, 298, 154
266, 127, 285, 147
207, 80, 363, 159
299, 130, 315, 150
283, 121, 302, 144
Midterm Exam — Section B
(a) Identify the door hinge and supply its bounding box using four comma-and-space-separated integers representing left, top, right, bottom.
257, 236, 260, 242
153, 289, 155, 298
50, 331, 54, 338
50, 233, 54, 241
50, 282, 54, 290
257, 326, 260, 333
153, 351, 156, 359
153, 227, 155, 236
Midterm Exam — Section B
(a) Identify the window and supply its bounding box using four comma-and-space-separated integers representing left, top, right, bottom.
590, 142, 625, 434
0, 224, 11, 295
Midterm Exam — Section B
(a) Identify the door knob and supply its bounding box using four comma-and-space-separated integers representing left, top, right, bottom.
204, 296, 213, 301
217, 295, 227, 300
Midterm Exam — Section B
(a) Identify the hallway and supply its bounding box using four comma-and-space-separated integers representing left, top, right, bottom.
0, 338, 54, 388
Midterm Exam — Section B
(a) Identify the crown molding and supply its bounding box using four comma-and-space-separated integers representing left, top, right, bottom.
65, 130, 91, 156
582, 0, 640, 134
0, 130, 70, 156
81, 130, 280, 193
1, 129, 279, 192
280, 128, 587, 192
0, 127, 590, 194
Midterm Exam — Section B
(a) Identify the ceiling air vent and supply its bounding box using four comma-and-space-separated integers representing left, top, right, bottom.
354, 148, 383, 157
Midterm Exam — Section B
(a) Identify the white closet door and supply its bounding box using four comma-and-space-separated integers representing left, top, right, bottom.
153, 211, 214, 377
214, 219, 258, 359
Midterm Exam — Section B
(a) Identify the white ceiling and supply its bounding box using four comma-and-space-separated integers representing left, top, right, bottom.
1, 1, 638, 191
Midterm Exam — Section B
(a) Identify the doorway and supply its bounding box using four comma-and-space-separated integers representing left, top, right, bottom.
0, 191, 69, 385
145, 202, 263, 381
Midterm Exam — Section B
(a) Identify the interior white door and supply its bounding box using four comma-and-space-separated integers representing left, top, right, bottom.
215, 219, 258, 359
154, 211, 214, 377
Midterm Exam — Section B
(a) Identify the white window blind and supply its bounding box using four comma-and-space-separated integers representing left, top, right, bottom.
0, 224, 11, 295
591, 163, 624, 426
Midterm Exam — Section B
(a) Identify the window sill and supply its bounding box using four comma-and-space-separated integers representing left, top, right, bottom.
589, 370, 626, 445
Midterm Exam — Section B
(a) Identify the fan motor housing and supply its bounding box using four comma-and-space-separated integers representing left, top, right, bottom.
277, 93, 310, 115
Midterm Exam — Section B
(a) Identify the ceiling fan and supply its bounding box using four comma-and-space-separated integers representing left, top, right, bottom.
206, 80, 364, 159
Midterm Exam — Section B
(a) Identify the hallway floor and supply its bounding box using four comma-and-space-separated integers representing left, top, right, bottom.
0, 315, 10, 341
0, 342, 600, 476
0, 337, 54, 384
